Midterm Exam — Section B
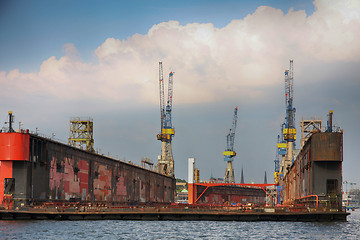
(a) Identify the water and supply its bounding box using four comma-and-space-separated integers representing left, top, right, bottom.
0, 211, 359, 240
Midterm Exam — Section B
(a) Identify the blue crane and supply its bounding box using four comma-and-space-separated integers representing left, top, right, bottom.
283, 60, 296, 143
157, 62, 175, 176
274, 60, 297, 205
281, 60, 297, 177
223, 106, 238, 183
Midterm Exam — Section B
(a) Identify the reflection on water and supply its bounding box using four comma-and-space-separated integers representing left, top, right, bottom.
0, 211, 359, 240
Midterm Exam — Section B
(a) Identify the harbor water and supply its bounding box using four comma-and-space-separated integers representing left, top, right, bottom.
0, 210, 359, 239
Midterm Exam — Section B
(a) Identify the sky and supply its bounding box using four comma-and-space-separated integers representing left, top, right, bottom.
0, 0, 359, 185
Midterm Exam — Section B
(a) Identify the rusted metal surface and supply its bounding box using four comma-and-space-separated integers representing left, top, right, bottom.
192, 184, 266, 205
310, 133, 343, 162
1, 133, 175, 208
279, 132, 343, 210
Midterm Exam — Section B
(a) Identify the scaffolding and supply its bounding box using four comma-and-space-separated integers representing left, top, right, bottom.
300, 118, 322, 148
68, 117, 94, 152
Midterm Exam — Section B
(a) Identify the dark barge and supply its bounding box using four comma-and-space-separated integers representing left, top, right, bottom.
0, 206, 349, 222
0, 112, 350, 222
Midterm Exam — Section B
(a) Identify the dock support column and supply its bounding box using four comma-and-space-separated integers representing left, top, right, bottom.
188, 158, 195, 204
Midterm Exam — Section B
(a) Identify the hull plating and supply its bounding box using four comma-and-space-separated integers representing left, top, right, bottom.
279, 132, 343, 210
0, 133, 175, 208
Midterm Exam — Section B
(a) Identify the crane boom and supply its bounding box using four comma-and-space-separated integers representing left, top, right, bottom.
159, 62, 165, 130
164, 72, 174, 129
223, 106, 238, 159
227, 106, 238, 151
284, 60, 296, 142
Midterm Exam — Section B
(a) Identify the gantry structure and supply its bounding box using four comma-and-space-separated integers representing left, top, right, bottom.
68, 117, 94, 152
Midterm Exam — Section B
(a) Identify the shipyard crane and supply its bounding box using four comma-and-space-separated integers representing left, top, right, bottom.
282, 60, 296, 174
223, 106, 238, 183
156, 62, 175, 177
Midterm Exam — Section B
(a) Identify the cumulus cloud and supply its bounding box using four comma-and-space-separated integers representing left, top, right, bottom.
0, 0, 359, 106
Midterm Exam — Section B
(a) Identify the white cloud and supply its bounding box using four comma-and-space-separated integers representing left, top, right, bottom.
0, 0, 359, 107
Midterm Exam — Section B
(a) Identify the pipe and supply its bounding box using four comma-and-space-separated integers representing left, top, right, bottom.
329, 110, 333, 132
296, 195, 319, 208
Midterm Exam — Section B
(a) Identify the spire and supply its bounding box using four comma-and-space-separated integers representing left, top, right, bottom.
210, 170, 214, 180
264, 171, 267, 184
240, 167, 244, 184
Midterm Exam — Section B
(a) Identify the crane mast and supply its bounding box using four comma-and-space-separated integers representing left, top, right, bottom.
275, 122, 287, 183
223, 106, 238, 183
274, 135, 280, 183
282, 60, 296, 174
156, 62, 175, 177
284, 60, 296, 138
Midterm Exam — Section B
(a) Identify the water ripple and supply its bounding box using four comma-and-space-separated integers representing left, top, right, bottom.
0, 211, 359, 240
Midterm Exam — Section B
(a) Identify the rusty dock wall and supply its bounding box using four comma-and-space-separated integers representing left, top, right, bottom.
280, 132, 343, 209
0, 132, 175, 208
191, 185, 266, 205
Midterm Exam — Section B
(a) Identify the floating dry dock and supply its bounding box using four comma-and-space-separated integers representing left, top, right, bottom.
0, 112, 349, 222
0, 205, 349, 221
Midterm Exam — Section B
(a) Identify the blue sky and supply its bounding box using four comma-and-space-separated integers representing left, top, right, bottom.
1, 0, 359, 185
0, 0, 314, 71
